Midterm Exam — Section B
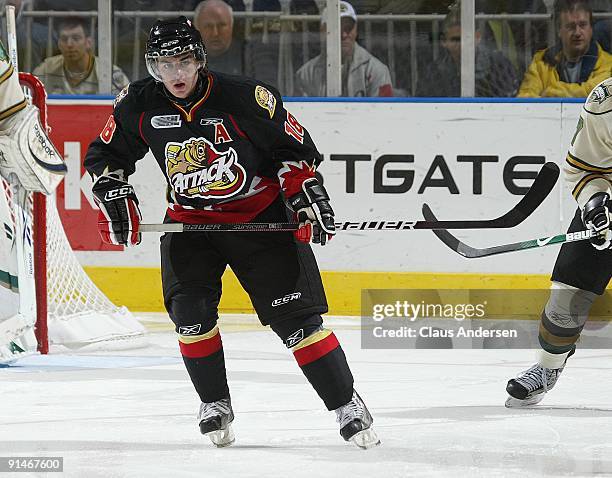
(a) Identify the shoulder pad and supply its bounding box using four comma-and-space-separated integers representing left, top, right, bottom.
112, 77, 157, 113
584, 78, 612, 115
212, 72, 282, 119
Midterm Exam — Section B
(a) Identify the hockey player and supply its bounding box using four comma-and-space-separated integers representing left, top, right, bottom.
505, 78, 612, 407
84, 17, 379, 448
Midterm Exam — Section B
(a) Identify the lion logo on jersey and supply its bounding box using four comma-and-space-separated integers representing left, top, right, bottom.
165, 137, 246, 199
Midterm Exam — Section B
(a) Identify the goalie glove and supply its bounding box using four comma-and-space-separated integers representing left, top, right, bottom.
92, 174, 142, 247
582, 192, 611, 250
288, 178, 335, 245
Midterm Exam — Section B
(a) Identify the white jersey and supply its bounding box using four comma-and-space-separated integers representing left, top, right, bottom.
0, 56, 27, 125
564, 77, 612, 209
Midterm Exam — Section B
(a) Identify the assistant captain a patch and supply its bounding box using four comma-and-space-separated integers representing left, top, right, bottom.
151, 114, 182, 129
255, 85, 277, 119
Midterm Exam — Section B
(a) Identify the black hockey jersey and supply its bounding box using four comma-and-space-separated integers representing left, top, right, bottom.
84, 71, 322, 224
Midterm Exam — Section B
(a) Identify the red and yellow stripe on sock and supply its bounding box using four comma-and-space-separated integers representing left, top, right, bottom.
178, 325, 223, 358
292, 328, 339, 366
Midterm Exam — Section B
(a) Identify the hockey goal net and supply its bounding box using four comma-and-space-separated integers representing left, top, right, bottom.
9, 73, 146, 354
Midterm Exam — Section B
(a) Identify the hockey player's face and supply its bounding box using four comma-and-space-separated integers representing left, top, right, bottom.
158, 53, 199, 98
559, 10, 592, 61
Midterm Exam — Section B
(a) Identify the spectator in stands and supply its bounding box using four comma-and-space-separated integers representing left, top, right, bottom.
518, 0, 612, 97
594, 19, 611, 53
194, 0, 244, 76
416, 2, 519, 97
33, 17, 129, 95
294, 0, 392, 97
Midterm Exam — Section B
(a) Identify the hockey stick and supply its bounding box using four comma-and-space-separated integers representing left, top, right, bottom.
139, 162, 560, 233
422, 203, 596, 258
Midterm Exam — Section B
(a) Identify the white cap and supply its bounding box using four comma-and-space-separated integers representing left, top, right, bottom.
321, 1, 357, 24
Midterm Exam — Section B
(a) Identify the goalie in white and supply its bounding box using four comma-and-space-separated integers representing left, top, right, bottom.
0, 38, 67, 362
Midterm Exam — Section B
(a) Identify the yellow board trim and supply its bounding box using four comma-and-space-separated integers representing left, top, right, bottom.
84, 266, 576, 317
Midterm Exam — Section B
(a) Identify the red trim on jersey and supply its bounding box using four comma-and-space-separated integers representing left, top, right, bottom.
167, 180, 281, 225
179, 331, 222, 359
229, 114, 248, 140
293, 332, 340, 367
138, 112, 148, 144
378, 84, 393, 97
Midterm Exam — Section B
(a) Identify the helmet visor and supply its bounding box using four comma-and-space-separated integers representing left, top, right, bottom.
147, 53, 202, 82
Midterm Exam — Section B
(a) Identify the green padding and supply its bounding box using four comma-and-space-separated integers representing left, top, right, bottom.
0, 269, 18, 290
0, 40, 8, 62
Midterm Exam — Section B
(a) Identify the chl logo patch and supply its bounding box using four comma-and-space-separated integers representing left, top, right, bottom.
255, 85, 277, 119
165, 137, 246, 199
152, 115, 182, 129
179, 324, 202, 335
285, 329, 305, 348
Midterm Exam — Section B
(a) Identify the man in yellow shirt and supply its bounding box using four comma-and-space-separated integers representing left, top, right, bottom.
33, 17, 129, 95
518, 0, 612, 98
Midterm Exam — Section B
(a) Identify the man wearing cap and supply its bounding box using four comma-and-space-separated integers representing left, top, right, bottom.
294, 0, 393, 97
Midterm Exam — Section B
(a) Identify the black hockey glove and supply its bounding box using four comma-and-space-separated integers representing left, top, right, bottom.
288, 178, 335, 245
582, 192, 611, 250
92, 174, 142, 247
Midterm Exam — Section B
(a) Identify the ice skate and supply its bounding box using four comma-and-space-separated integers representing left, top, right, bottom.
335, 391, 380, 449
505, 348, 574, 408
198, 398, 235, 447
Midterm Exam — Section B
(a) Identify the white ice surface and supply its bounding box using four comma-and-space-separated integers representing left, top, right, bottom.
2, 315, 612, 478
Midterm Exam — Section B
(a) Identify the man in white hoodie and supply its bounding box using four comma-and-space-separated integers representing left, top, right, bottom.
294, 0, 392, 97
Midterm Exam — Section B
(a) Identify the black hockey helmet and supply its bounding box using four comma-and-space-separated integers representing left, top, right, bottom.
145, 16, 207, 81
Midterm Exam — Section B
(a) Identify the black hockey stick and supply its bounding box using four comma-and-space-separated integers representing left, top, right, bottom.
139, 162, 559, 233
422, 203, 596, 258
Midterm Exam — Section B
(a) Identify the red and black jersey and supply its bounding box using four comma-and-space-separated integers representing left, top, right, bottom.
84, 71, 321, 224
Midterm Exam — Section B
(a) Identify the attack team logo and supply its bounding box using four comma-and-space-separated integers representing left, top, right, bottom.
255, 85, 277, 118
165, 137, 246, 199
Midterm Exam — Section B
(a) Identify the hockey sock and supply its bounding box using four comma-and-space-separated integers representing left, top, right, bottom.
538, 284, 595, 354
291, 328, 354, 410
272, 316, 354, 410
179, 325, 229, 402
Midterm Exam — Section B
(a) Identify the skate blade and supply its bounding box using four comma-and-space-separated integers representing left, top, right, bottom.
350, 427, 381, 449
205, 424, 235, 447
505, 393, 545, 408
